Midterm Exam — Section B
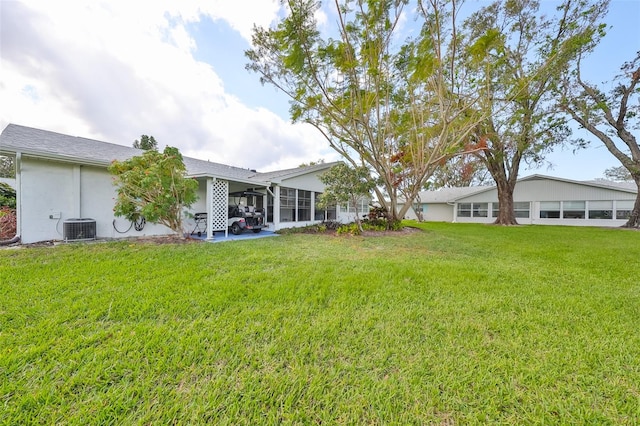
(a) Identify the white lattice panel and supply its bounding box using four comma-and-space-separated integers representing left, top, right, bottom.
210, 179, 228, 231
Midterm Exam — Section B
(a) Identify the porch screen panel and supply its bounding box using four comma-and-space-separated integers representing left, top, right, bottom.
211, 179, 228, 231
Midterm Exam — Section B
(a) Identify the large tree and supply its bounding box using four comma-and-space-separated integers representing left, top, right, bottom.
459, 0, 608, 224
560, 52, 640, 228
108, 146, 198, 235
246, 0, 486, 221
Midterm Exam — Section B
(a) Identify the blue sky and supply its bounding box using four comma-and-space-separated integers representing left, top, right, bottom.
1, 0, 638, 179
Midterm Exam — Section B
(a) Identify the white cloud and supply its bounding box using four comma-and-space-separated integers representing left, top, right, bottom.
0, 0, 332, 171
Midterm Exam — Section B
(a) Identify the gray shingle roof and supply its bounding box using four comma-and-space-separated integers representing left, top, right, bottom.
416, 186, 492, 203
254, 161, 340, 182
414, 174, 638, 204
0, 124, 325, 185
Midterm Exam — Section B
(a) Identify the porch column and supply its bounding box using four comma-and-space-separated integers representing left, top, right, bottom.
273, 186, 280, 229
206, 177, 214, 240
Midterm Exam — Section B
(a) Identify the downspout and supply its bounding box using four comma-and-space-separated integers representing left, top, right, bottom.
1, 152, 21, 245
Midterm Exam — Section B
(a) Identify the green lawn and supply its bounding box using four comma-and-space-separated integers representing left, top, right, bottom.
1, 222, 639, 425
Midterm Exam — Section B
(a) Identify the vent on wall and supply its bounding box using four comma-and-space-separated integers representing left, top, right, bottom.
63, 218, 97, 242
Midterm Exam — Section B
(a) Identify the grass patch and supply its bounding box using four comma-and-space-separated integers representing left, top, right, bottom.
1, 223, 639, 424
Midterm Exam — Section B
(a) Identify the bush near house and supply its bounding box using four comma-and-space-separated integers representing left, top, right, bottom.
0, 182, 16, 209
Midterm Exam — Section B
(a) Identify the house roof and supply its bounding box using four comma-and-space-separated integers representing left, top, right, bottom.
416, 186, 492, 203
254, 161, 340, 183
415, 173, 637, 204
0, 124, 329, 186
516, 174, 637, 194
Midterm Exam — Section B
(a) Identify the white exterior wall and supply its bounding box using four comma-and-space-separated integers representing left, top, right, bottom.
399, 203, 454, 222
18, 158, 174, 243
453, 178, 636, 227
272, 170, 336, 230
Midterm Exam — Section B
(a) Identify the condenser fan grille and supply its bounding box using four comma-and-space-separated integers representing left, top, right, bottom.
63, 218, 96, 241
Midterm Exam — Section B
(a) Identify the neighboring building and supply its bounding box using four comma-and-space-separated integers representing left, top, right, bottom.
401, 174, 638, 227
0, 124, 358, 243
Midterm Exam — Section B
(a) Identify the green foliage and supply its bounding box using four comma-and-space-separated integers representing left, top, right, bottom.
246, 1, 487, 221
108, 146, 198, 234
318, 163, 373, 208
0, 155, 15, 178
0, 182, 16, 209
319, 163, 374, 232
132, 134, 158, 151
336, 222, 361, 235
2, 224, 640, 423
459, 0, 608, 224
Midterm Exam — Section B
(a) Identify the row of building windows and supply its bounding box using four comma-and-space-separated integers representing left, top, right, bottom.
458, 202, 531, 218
275, 187, 337, 223
539, 200, 634, 220
457, 200, 635, 220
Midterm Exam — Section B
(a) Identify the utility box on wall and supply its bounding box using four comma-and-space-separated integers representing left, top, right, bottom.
63, 218, 96, 241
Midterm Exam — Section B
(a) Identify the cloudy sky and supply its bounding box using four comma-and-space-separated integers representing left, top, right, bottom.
1, 0, 638, 178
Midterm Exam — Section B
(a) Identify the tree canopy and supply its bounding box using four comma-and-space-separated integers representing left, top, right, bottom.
108, 146, 198, 235
458, 0, 608, 224
246, 0, 488, 222
133, 135, 158, 151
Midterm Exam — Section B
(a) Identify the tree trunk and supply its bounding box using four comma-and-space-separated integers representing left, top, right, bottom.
622, 177, 640, 228
493, 176, 518, 225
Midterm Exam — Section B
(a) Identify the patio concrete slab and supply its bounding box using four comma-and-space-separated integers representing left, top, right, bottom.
188, 230, 279, 243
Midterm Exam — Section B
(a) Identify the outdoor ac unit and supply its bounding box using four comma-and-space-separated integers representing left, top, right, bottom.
63, 218, 97, 242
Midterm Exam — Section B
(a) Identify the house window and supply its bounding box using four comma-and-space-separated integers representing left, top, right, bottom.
314, 193, 324, 220
298, 190, 311, 221
490, 203, 499, 218
459, 202, 488, 218
457, 203, 472, 217
267, 189, 274, 222
588, 201, 612, 219
280, 187, 296, 222
314, 192, 337, 221
472, 203, 488, 217
514, 202, 530, 218
326, 204, 337, 220
616, 200, 634, 219
563, 201, 585, 219
540, 201, 560, 218
357, 197, 369, 217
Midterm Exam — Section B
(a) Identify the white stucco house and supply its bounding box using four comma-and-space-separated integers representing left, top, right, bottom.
0, 124, 360, 244
401, 174, 638, 227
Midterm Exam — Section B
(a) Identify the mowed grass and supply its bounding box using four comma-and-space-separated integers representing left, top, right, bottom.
1, 222, 639, 425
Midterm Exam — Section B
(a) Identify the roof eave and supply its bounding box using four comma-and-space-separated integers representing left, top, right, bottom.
187, 173, 271, 187
2, 148, 111, 168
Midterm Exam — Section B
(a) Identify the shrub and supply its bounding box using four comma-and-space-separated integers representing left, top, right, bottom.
0, 182, 16, 209
337, 223, 361, 236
